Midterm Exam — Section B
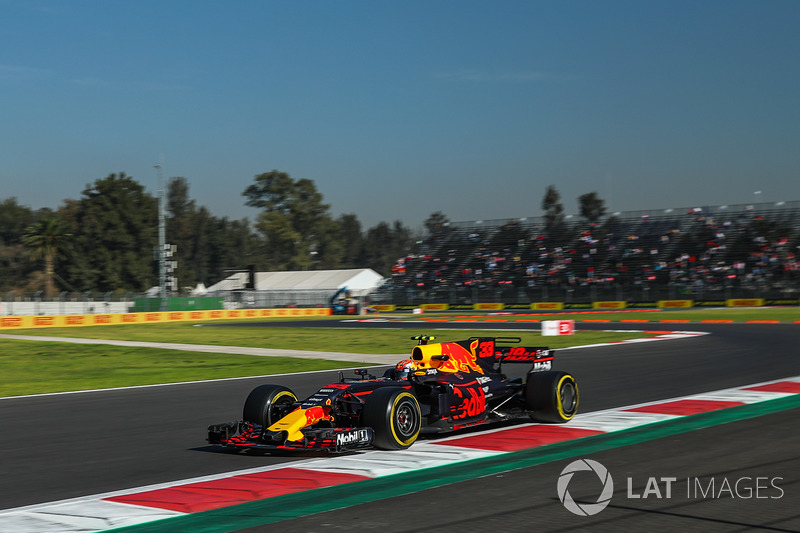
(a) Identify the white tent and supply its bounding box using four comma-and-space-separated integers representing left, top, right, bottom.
206, 268, 384, 297
190, 283, 208, 296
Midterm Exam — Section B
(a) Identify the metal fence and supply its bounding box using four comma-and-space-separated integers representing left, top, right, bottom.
370, 280, 800, 307
0, 291, 135, 316
0, 289, 340, 316
3, 281, 798, 316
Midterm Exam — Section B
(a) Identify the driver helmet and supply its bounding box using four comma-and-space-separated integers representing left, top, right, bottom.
393, 359, 416, 379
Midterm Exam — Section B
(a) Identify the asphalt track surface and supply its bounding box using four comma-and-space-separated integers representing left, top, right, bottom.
1, 319, 798, 532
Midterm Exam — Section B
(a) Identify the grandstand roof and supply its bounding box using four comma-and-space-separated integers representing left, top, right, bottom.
207, 268, 384, 295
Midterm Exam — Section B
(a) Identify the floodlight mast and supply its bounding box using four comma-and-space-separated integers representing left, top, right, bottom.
154, 163, 167, 311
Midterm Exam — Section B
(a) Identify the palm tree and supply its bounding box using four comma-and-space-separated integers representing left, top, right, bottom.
22, 217, 72, 298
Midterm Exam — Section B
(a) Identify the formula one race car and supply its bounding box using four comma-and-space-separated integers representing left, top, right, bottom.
208, 335, 578, 453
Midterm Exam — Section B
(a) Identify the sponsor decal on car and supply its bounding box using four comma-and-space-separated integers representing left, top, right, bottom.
336, 429, 371, 447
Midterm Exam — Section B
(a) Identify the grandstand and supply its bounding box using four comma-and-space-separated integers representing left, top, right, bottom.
374, 200, 800, 306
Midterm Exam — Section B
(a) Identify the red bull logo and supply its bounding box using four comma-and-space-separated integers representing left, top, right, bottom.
304, 405, 328, 425
437, 341, 484, 374
452, 385, 486, 419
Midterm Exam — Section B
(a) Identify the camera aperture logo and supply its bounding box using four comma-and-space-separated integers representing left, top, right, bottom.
557, 459, 614, 516
557, 459, 786, 517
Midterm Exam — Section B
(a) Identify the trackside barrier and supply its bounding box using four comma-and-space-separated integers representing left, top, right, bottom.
372, 299, 794, 313
727, 298, 766, 307
658, 300, 694, 308
532, 302, 564, 311
592, 301, 626, 309
474, 303, 505, 311
421, 303, 449, 312
0, 308, 332, 330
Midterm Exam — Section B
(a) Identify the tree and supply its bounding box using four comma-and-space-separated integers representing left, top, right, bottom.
0, 198, 39, 291
0, 198, 38, 246
61, 173, 158, 292
541, 185, 566, 238
337, 213, 365, 268
578, 192, 606, 224
243, 170, 339, 270
22, 217, 72, 297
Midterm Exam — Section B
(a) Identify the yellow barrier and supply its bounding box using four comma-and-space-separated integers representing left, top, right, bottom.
474, 303, 505, 311
592, 301, 627, 310
532, 302, 564, 311
372, 304, 396, 312
0, 308, 332, 329
726, 299, 766, 307
421, 303, 449, 312
658, 300, 694, 308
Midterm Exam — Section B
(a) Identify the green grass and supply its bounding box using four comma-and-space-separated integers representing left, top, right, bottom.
1, 323, 645, 353
0, 339, 359, 397
0, 327, 645, 398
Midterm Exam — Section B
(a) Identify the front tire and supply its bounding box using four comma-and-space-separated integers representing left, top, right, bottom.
526, 371, 578, 423
242, 384, 297, 427
362, 388, 421, 450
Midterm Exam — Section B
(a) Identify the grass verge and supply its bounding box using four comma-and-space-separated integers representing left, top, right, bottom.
0, 340, 358, 398
0, 327, 648, 397
0, 324, 647, 353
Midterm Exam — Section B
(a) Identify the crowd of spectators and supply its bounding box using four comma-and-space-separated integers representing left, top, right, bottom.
381, 203, 800, 302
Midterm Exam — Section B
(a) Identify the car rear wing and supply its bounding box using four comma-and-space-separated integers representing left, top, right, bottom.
468, 337, 555, 372
494, 345, 554, 373
494, 345, 554, 364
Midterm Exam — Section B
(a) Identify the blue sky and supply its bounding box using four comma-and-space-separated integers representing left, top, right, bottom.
2, 1, 799, 228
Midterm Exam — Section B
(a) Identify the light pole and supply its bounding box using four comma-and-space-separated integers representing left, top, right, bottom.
154, 164, 167, 311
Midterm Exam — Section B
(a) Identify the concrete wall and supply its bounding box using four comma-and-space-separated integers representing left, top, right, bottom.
0, 301, 133, 316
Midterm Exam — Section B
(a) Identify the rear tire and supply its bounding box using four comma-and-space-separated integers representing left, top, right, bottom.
362, 388, 421, 450
526, 371, 578, 423
242, 384, 297, 427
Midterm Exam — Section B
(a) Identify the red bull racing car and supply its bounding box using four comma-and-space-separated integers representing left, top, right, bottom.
208, 335, 578, 452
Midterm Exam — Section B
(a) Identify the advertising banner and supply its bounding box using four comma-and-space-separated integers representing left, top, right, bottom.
421, 303, 449, 312
532, 302, 564, 311
0, 308, 332, 329
542, 319, 575, 336
658, 300, 694, 309
592, 301, 626, 310
726, 299, 766, 307
474, 303, 505, 311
